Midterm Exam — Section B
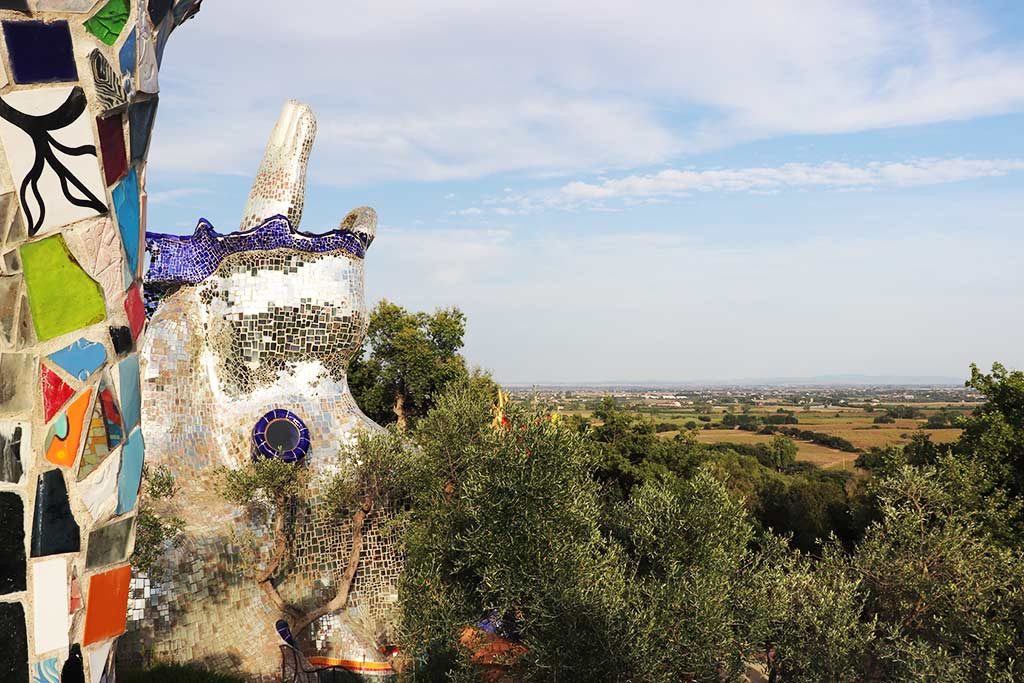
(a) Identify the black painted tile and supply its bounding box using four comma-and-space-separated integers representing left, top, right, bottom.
1, 21, 78, 84
30, 470, 81, 557
129, 97, 159, 162
0, 491, 26, 594
109, 326, 133, 356
0, 602, 28, 683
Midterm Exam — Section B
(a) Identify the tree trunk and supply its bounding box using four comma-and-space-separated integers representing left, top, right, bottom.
394, 391, 407, 431
292, 499, 373, 633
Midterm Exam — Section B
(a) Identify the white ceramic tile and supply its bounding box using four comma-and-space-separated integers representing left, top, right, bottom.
0, 87, 106, 236
31, 556, 70, 656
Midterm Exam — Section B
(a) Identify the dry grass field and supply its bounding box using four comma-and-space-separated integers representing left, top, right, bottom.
562, 401, 974, 471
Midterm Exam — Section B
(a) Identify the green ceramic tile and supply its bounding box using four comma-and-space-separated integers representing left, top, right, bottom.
20, 235, 106, 341
84, 0, 129, 46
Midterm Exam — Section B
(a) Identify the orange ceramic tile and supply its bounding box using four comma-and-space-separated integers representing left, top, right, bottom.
45, 387, 93, 468
82, 564, 131, 646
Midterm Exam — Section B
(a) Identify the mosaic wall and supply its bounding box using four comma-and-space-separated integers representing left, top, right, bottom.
123, 101, 402, 681
0, 2, 200, 683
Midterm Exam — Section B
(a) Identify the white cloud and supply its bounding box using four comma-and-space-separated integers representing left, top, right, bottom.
152, 0, 1024, 185
556, 158, 1024, 204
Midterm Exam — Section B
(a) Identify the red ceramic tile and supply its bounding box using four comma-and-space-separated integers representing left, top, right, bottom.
41, 362, 75, 422
124, 283, 145, 341
97, 114, 128, 186
82, 564, 131, 645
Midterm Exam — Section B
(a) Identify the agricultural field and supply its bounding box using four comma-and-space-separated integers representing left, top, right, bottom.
531, 386, 976, 470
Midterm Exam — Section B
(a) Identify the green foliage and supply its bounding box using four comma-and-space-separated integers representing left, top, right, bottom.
214, 456, 308, 506
133, 506, 184, 573
854, 465, 1024, 681
349, 300, 477, 427
399, 381, 631, 681
323, 428, 416, 518
143, 464, 177, 499
133, 465, 185, 573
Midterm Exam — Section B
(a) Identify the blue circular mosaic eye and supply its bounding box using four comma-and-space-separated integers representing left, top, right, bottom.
252, 409, 310, 463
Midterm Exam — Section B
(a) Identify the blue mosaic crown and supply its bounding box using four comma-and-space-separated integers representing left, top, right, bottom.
144, 214, 367, 289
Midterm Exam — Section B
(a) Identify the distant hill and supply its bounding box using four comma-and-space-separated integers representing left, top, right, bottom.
505, 374, 965, 389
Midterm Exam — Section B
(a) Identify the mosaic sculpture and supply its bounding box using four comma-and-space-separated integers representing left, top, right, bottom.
0, 2, 201, 683
124, 101, 401, 680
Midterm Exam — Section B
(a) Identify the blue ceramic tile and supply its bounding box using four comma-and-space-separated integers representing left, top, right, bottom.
32, 657, 59, 683
118, 28, 136, 78
47, 338, 106, 381
128, 97, 158, 162
115, 428, 144, 515
2, 21, 78, 84
112, 167, 140, 277
117, 355, 140, 433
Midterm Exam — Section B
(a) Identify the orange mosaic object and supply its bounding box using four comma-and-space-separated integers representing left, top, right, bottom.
83, 564, 131, 646
45, 387, 93, 468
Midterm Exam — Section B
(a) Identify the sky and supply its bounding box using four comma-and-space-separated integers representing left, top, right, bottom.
146, 0, 1024, 384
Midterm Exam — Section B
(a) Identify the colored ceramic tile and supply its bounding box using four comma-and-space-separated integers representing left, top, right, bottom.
31, 657, 59, 683
89, 51, 128, 115
0, 420, 28, 484
1, 21, 77, 84
0, 491, 26, 594
0, 88, 107, 237
82, 564, 130, 646
0, 602, 28, 683
108, 326, 132, 356
97, 378, 123, 449
124, 283, 145, 341
31, 557, 70, 655
136, 13, 158, 94
114, 427, 143, 515
85, 516, 133, 568
77, 402, 110, 481
44, 387, 92, 468
84, 0, 129, 46
40, 364, 75, 424
78, 442, 119, 524
118, 28, 136, 82
112, 168, 140, 276
63, 219, 123, 307
96, 115, 128, 187
0, 274, 18, 345
128, 98, 158, 163
117, 355, 140, 433
47, 339, 106, 382
30, 470, 81, 557
20, 236, 106, 342
86, 641, 111, 683
0, 353, 34, 414
61, 645, 84, 683
70, 568, 82, 613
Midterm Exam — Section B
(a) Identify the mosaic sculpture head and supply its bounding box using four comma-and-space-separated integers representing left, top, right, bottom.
0, 2, 201, 683
128, 102, 402, 680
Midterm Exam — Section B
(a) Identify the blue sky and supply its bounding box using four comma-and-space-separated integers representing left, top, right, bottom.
146, 0, 1024, 383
